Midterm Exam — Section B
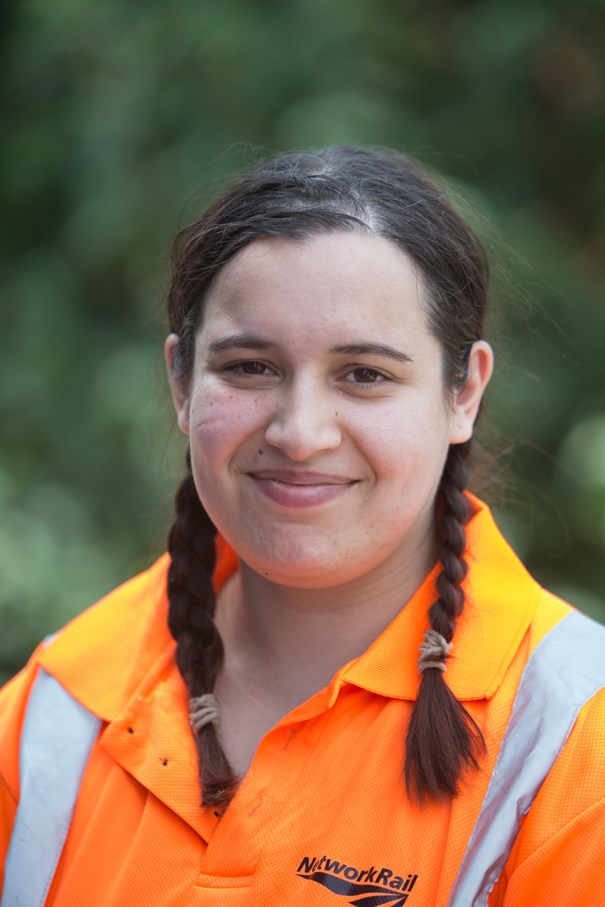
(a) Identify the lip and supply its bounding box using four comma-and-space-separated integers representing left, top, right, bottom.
247, 470, 358, 508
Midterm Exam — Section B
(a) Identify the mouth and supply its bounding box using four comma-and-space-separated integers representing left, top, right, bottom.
249, 470, 355, 486
246, 470, 358, 508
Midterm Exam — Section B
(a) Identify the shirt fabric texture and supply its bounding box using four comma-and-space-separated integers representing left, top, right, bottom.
1, 497, 605, 905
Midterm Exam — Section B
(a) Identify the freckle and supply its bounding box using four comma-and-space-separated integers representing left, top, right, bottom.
335, 411, 339, 416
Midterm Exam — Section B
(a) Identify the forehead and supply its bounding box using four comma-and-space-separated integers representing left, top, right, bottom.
198, 232, 432, 348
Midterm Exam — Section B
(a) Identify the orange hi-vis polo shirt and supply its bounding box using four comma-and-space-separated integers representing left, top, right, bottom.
2, 497, 605, 906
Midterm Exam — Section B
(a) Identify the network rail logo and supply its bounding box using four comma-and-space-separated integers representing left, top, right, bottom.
296, 854, 419, 906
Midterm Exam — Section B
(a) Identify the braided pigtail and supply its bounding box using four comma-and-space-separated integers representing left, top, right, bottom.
405, 440, 486, 801
167, 452, 238, 808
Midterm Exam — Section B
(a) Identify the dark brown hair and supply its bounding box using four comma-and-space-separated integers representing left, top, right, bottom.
166, 146, 488, 808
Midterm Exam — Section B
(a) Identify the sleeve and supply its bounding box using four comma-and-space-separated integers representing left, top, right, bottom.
490, 689, 605, 907
0, 647, 45, 889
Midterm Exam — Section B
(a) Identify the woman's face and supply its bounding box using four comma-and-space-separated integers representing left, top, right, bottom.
167, 232, 490, 590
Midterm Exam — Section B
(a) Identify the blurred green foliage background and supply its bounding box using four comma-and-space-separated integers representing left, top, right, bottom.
1, 0, 604, 681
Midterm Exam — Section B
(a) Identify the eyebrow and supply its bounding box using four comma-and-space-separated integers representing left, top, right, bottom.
331, 343, 413, 364
207, 334, 273, 355
207, 335, 413, 364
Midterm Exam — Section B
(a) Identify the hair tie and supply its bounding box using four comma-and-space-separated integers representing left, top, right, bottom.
189, 694, 220, 733
418, 629, 452, 675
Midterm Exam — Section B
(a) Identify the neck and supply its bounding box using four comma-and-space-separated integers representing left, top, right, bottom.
215, 539, 436, 710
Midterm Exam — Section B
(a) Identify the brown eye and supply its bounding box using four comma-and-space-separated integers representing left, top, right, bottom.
241, 361, 268, 375
352, 368, 381, 383
221, 359, 277, 380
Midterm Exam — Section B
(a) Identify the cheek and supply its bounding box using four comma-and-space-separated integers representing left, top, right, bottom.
354, 405, 451, 528
188, 386, 267, 466
358, 401, 447, 470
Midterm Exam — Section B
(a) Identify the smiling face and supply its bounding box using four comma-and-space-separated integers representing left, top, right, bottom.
167, 232, 490, 591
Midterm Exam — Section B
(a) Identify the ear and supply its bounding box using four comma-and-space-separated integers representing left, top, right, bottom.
448, 341, 494, 444
165, 334, 191, 435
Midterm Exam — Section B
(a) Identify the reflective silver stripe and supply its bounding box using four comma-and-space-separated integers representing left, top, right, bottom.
1, 669, 101, 907
448, 609, 605, 907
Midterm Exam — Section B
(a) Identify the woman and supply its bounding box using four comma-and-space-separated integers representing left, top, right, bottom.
1, 147, 604, 906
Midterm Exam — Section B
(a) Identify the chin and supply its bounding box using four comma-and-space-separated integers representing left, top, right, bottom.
238, 541, 380, 590
251, 565, 363, 590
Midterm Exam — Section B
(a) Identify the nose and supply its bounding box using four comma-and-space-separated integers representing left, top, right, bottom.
264, 380, 342, 461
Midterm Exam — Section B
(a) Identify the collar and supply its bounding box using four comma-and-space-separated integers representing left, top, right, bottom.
340, 495, 539, 700
39, 536, 240, 721
40, 554, 175, 722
